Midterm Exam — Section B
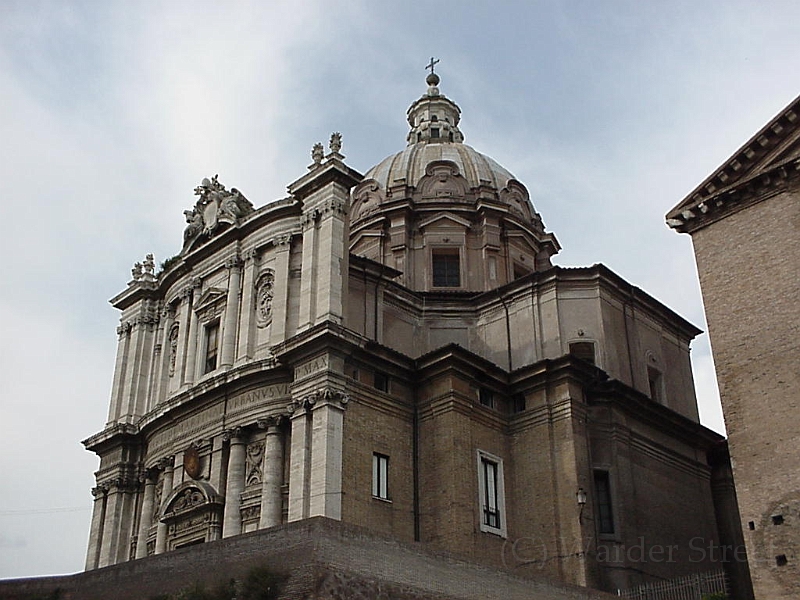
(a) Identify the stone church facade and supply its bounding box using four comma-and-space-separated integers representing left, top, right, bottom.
84, 72, 740, 595
667, 94, 800, 600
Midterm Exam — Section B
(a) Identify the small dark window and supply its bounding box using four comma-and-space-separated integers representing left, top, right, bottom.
448, 132, 454, 142
204, 322, 219, 374
431, 115, 438, 122
647, 366, 664, 403
373, 371, 389, 392
512, 394, 526, 414
479, 388, 494, 408
594, 470, 615, 535
569, 342, 595, 365
432, 251, 460, 287
748, 521, 755, 530
772, 515, 785, 525
430, 127, 440, 138
776, 554, 788, 566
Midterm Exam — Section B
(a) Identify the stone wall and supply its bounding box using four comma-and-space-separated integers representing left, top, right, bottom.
0, 518, 618, 600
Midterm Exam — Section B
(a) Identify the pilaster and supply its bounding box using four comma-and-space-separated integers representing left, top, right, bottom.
183, 278, 202, 386
220, 256, 242, 368
236, 248, 258, 363
269, 235, 292, 345
308, 388, 349, 519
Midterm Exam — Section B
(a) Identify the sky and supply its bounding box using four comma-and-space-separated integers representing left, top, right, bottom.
1, 0, 798, 579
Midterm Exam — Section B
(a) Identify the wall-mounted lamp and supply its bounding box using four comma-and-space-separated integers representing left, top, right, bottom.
576, 487, 587, 522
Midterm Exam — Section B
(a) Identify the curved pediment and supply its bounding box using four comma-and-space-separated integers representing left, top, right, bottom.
417, 161, 469, 200
161, 481, 223, 519
351, 179, 385, 222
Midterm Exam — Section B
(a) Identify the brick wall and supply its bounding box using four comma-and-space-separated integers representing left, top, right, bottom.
691, 188, 800, 600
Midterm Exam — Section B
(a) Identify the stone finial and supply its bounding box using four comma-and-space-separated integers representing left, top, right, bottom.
312, 142, 324, 165
329, 132, 342, 154
143, 254, 155, 275
131, 262, 143, 281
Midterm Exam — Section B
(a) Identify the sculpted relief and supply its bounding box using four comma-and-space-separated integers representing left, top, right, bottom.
255, 270, 275, 328
183, 175, 254, 250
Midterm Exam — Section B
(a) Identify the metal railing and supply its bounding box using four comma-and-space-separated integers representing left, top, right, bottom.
618, 569, 728, 600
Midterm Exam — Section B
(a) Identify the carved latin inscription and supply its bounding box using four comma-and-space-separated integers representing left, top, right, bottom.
294, 355, 329, 381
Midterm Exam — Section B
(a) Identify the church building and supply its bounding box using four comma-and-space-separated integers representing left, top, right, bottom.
83, 70, 740, 595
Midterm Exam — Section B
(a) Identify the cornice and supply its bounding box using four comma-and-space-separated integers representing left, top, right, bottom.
667, 93, 800, 234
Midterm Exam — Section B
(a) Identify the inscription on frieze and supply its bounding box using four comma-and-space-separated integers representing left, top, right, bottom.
294, 355, 329, 381
228, 384, 291, 413
148, 402, 225, 451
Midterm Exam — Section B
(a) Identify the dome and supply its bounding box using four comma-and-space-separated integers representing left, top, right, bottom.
349, 66, 559, 292
364, 142, 517, 193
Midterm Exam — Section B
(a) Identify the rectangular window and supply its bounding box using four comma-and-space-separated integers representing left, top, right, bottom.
594, 470, 615, 535
477, 450, 506, 537
204, 322, 219, 374
432, 250, 460, 287
512, 393, 526, 414
373, 371, 389, 392
479, 388, 494, 408
372, 453, 389, 500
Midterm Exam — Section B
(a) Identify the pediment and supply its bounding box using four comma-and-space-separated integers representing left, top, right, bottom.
194, 287, 227, 314
668, 94, 800, 229
418, 212, 472, 230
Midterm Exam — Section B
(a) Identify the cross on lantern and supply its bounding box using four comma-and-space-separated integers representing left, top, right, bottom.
426, 57, 439, 75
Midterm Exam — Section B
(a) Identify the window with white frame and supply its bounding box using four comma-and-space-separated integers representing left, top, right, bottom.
477, 450, 506, 537
372, 453, 389, 500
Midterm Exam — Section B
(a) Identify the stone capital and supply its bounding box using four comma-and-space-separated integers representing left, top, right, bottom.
223, 426, 246, 443
225, 254, 243, 270
256, 414, 288, 432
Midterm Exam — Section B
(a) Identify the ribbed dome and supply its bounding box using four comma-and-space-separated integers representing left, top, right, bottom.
363, 142, 517, 192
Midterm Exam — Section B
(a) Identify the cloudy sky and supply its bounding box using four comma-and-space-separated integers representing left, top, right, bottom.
1, 0, 797, 579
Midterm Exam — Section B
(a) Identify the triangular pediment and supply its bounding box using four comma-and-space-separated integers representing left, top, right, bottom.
417, 212, 472, 230
667, 94, 800, 230
194, 287, 227, 313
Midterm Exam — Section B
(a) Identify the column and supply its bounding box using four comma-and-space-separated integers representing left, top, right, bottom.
287, 397, 313, 521
269, 235, 292, 345
222, 429, 247, 538
183, 279, 202, 386
220, 256, 242, 368
308, 389, 349, 519
85, 484, 108, 570
236, 249, 257, 362
154, 457, 174, 554
258, 417, 285, 529
134, 471, 157, 559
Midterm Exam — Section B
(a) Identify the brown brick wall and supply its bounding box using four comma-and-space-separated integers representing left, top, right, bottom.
691, 189, 800, 600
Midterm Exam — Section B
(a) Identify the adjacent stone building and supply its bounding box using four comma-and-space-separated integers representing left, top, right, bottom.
667, 94, 800, 600
84, 71, 740, 596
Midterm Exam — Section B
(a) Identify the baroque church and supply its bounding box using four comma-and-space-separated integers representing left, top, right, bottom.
82, 70, 743, 595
